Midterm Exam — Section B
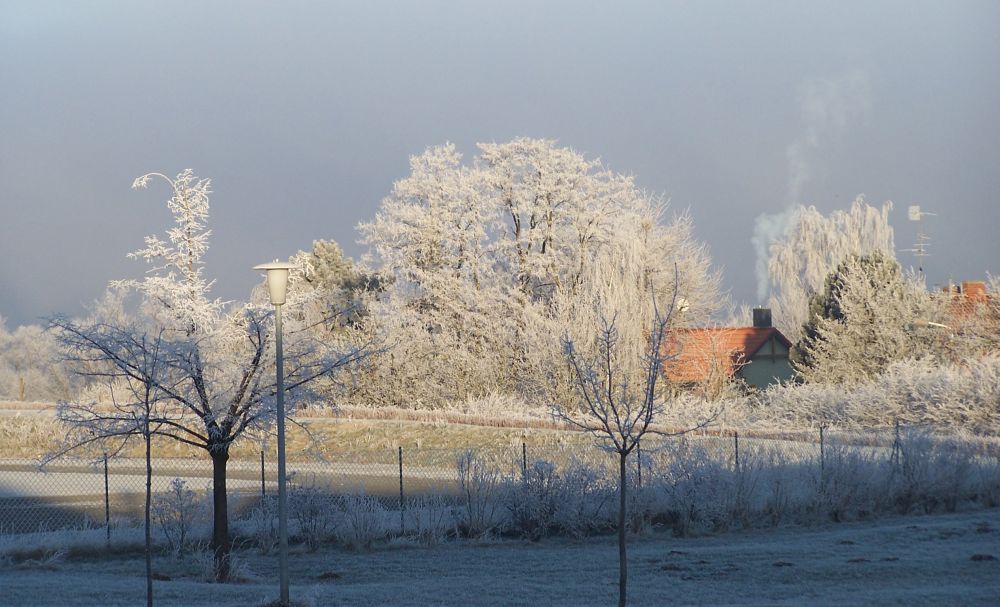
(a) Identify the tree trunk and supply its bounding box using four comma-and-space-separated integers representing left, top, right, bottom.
210, 447, 231, 581
618, 450, 628, 607
144, 424, 153, 607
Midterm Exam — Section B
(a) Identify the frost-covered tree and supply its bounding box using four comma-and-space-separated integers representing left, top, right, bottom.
0, 321, 75, 402
49, 170, 367, 580
556, 267, 714, 607
48, 327, 171, 607
794, 252, 937, 384
293, 239, 385, 330
766, 198, 895, 341
358, 139, 720, 408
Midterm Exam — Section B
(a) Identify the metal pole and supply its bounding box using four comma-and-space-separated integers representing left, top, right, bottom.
636, 441, 642, 490
261, 450, 266, 499
398, 446, 405, 536
891, 418, 901, 468
275, 304, 289, 605
733, 430, 740, 470
104, 452, 110, 549
522, 442, 527, 478
819, 426, 825, 472
733, 431, 740, 471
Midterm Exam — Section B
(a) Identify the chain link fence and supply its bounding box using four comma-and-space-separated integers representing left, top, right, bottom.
1, 424, 997, 538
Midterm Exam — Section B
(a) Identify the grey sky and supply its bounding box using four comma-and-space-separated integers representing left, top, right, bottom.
1, 1, 998, 327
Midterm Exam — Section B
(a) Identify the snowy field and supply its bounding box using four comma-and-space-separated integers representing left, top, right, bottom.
1, 509, 998, 606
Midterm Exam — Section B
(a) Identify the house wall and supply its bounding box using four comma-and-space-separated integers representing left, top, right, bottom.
738, 337, 794, 389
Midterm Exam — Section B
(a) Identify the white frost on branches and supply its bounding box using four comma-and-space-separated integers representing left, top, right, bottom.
357, 139, 720, 408
760, 197, 895, 341
49, 170, 369, 580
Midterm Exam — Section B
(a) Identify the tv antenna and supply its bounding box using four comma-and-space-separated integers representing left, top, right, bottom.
903, 205, 935, 277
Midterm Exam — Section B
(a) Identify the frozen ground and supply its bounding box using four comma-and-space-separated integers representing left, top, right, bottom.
2, 509, 998, 606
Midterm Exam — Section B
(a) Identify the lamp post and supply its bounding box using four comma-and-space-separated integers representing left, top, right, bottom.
253, 261, 296, 606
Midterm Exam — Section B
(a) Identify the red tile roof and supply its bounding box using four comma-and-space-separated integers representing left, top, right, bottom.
662, 327, 792, 383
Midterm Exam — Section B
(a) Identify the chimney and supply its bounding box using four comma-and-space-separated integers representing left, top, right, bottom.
753, 307, 772, 328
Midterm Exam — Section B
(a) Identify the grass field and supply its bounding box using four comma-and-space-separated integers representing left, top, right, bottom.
0, 401, 593, 463
1, 509, 998, 606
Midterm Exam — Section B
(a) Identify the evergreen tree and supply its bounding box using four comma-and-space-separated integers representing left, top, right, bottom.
794, 251, 935, 383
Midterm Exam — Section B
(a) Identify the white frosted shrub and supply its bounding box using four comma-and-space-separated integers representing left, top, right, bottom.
336, 493, 387, 550
887, 430, 977, 514
245, 495, 279, 554
973, 458, 1000, 508
725, 446, 767, 529
755, 355, 1000, 431
503, 458, 614, 539
552, 459, 613, 537
456, 450, 508, 537
289, 483, 338, 551
656, 441, 731, 536
810, 444, 882, 522
153, 478, 207, 553
403, 494, 457, 545
506, 460, 560, 540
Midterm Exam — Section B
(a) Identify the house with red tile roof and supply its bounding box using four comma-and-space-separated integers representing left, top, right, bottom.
663, 308, 795, 394
939, 280, 998, 355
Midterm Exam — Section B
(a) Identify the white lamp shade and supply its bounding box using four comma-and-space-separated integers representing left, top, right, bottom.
253, 261, 297, 306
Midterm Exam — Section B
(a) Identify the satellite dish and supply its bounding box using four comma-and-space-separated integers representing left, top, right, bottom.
908, 205, 921, 221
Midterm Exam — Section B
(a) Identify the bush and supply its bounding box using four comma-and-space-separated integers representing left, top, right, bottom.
887, 430, 976, 514
456, 451, 507, 537
506, 460, 560, 540
153, 478, 204, 553
246, 495, 279, 554
811, 443, 881, 522
335, 493, 387, 550
655, 440, 729, 536
404, 494, 457, 545
289, 481, 338, 552
551, 459, 613, 537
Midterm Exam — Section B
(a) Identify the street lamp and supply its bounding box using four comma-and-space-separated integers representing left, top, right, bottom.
253, 261, 296, 606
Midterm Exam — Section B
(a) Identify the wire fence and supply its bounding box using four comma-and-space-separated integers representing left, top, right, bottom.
1, 424, 996, 537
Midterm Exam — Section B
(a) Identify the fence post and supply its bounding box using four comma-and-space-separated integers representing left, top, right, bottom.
521, 442, 527, 478
733, 431, 740, 471
398, 446, 405, 536
891, 419, 902, 469
819, 426, 825, 472
103, 452, 110, 549
260, 450, 266, 499
636, 441, 642, 490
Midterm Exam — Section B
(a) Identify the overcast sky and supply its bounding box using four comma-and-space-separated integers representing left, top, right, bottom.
1, 1, 998, 327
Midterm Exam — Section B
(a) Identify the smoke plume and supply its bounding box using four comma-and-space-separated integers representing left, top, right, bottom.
753, 69, 872, 303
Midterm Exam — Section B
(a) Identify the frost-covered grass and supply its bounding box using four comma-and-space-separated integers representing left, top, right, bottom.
2, 428, 999, 605
1, 509, 999, 606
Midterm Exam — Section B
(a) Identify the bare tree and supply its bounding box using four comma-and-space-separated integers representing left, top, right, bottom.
49, 170, 371, 581
47, 326, 172, 607
556, 285, 715, 607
